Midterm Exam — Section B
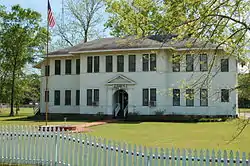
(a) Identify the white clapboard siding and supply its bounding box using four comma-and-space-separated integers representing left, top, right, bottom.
0, 125, 249, 166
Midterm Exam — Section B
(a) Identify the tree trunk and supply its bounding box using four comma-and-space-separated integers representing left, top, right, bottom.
15, 103, 19, 115
10, 57, 17, 117
84, 30, 88, 43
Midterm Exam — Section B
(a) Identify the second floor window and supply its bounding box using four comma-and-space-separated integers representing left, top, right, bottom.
76, 59, 80, 75
142, 88, 156, 107
172, 54, 180, 72
186, 54, 194, 72
186, 89, 194, 106
54, 90, 60, 106
128, 55, 136, 72
106, 56, 113, 72
117, 55, 124, 72
87, 56, 99, 73
45, 65, 50, 76
87, 89, 99, 106
65, 60, 72, 75
200, 54, 208, 71
55, 60, 61, 75
65, 90, 71, 105
221, 59, 229, 72
142, 54, 156, 71
173, 89, 180, 106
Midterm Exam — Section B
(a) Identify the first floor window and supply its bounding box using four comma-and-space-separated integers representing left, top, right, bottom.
87, 89, 99, 106
173, 89, 180, 106
186, 89, 194, 106
45, 90, 49, 102
54, 90, 60, 105
76, 90, 80, 105
200, 89, 208, 106
221, 89, 229, 102
142, 88, 156, 106
65, 90, 71, 105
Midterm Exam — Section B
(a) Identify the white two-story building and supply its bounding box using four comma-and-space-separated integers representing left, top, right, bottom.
35, 35, 238, 118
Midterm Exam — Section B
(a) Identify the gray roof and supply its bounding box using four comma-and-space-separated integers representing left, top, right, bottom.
48, 35, 219, 56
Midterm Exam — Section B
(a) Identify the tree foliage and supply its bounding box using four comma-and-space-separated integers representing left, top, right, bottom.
105, 0, 250, 57
52, 0, 104, 49
0, 5, 46, 116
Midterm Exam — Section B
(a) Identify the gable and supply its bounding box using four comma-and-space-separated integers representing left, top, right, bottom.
106, 75, 136, 85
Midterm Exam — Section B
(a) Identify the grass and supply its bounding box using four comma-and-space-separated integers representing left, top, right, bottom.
0, 108, 85, 126
89, 120, 250, 153
1, 108, 250, 153
239, 108, 250, 113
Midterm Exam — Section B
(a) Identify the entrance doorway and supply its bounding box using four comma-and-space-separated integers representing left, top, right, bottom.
113, 89, 128, 118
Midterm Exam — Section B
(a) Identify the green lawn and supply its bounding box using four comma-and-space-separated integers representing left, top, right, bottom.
239, 108, 250, 113
89, 120, 250, 153
1, 108, 250, 153
0, 108, 84, 126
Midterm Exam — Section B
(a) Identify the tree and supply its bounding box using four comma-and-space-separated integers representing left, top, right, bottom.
0, 5, 47, 116
52, 0, 104, 49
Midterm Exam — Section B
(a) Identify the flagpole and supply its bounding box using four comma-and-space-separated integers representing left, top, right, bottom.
45, 0, 49, 126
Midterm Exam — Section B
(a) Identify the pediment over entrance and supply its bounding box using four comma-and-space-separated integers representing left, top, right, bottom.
106, 74, 136, 85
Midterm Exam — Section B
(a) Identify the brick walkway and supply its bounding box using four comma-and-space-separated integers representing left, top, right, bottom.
72, 120, 116, 133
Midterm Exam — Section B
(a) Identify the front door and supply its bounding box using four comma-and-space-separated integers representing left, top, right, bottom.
113, 90, 128, 118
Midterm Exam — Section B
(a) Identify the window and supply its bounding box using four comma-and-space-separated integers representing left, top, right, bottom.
142, 88, 156, 106
200, 54, 208, 71
45, 65, 50, 76
117, 55, 124, 72
87, 89, 99, 106
221, 89, 229, 102
76, 59, 80, 75
150, 88, 156, 106
200, 89, 208, 106
65, 60, 72, 75
94, 56, 99, 72
65, 90, 71, 105
106, 56, 113, 72
54, 90, 60, 106
87, 89, 92, 106
76, 90, 80, 106
45, 91, 49, 102
221, 59, 229, 72
186, 54, 194, 72
173, 89, 180, 106
150, 54, 156, 71
143, 54, 156, 71
172, 55, 180, 72
87, 57, 93, 73
128, 55, 136, 72
186, 89, 194, 106
55, 60, 61, 75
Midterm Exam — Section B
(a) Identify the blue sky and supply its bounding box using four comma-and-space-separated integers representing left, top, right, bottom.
0, 0, 62, 22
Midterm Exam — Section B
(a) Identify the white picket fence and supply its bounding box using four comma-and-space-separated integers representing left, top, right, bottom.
0, 125, 249, 166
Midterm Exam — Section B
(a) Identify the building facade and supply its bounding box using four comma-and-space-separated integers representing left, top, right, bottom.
35, 36, 238, 118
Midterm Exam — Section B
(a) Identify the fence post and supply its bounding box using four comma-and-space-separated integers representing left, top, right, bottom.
54, 130, 59, 166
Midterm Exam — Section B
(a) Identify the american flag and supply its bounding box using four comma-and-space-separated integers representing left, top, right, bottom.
48, 0, 55, 28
